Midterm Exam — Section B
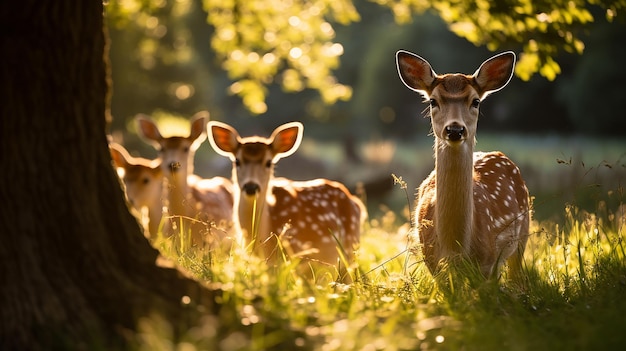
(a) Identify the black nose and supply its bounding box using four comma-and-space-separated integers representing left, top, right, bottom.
242, 182, 260, 196
168, 161, 181, 173
445, 125, 465, 141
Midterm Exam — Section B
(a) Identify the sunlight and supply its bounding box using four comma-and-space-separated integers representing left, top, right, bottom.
263, 31, 276, 43
145, 16, 159, 29
229, 49, 243, 61
262, 52, 276, 64
173, 84, 193, 100
320, 22, 333, 35
323, 43, 344, 57
288, 15, 301, 27
289, 47, 303, 59
537, 12, 551, 23
247, 52, 259, 63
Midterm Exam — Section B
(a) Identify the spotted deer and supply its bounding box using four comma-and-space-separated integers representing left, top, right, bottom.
396, 50, 530, 279
137, 113, 234, 247
207, 121, 365, 275
109, 142, 163, 237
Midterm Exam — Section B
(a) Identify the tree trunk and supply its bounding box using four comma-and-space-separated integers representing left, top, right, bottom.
0, 2, 218, 349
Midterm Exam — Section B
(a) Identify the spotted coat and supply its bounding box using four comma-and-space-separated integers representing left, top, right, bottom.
270, 178, 364, 265
415, 151, 530, 276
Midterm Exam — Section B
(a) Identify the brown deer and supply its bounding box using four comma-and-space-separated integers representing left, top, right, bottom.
137, 113, 233, 247
396, 50, 530, 279
207, 121, 365, 278
109, 142, 163, 237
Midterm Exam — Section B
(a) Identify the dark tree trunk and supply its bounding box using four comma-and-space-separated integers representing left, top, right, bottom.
0, 2, 218, 349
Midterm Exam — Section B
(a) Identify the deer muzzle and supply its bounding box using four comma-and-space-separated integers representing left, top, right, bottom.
242, 182, 260, 196
445, 124, 466, 142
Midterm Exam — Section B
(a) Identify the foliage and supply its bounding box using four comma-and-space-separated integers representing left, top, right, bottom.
202, 0, 359, 115
106, 0, 626, 114
369, 0, 626, 82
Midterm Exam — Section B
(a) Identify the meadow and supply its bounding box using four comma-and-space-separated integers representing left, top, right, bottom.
131, 134, 626, 350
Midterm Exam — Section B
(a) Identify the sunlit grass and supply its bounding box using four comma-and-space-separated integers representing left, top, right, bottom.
133, 186, 626, 350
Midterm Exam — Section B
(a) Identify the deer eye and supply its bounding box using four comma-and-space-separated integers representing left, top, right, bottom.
471, 98, 480, 108
142, 177, 150, 185
265, 160, 272, 168
429, 99, 438, 108
183, 146, 189, 152
235, 159, 241, 167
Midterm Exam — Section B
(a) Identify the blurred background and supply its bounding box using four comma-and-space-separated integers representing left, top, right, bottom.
106, 0, 626, 223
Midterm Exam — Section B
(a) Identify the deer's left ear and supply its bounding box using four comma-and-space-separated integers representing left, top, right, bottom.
270, 122, 303, 161
473, 51, 515, 100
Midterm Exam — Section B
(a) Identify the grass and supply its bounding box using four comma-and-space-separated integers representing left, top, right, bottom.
130, 176, 626, 351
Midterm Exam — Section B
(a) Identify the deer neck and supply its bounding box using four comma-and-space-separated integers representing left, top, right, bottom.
434, 139, 474, 256
166, 168, 190, 217
236, 187, 271, 249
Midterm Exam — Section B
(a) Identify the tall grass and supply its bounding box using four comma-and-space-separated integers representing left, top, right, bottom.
132, 182, 626, 350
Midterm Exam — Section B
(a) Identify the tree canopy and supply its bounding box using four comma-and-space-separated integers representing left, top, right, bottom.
107, 0, 626, 114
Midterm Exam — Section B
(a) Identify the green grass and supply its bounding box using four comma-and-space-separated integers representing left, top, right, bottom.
129, 183, 626, 351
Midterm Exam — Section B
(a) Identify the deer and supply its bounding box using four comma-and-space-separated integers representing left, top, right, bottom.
207, 121, 365, 279
396, 50, 530, 280
137, 112, 234, 248
109, 142, 163, 237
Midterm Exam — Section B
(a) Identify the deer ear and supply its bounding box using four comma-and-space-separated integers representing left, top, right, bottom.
473, 51, 515, 99
109, 143, 130, 168
396, 50, 437, 96
136, 114, 163, 148
208, 121, 240, 161
270, 122, 303, 161
189, 112, 208, 151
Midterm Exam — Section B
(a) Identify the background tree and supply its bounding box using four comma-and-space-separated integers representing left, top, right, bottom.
0, 2, 221, 349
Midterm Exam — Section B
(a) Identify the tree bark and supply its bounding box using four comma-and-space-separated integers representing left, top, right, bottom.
0, 2, 218, 349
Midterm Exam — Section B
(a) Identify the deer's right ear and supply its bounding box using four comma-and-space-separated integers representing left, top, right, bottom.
396, 50, 437, 96
136, 114, 163, 146
208, 121, 239, 160
270, 122, 303, 160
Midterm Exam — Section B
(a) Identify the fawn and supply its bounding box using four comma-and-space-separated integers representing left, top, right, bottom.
207, 121, 365, 278
396, 50, 530, 280
110, 142, 163, 237
137, 112, 233, 248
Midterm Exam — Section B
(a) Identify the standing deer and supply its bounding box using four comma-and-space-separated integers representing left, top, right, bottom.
207, 121, 365, 276
396, 50, 530, 279
137, 113, 233, 247
109, 142, 163, 237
